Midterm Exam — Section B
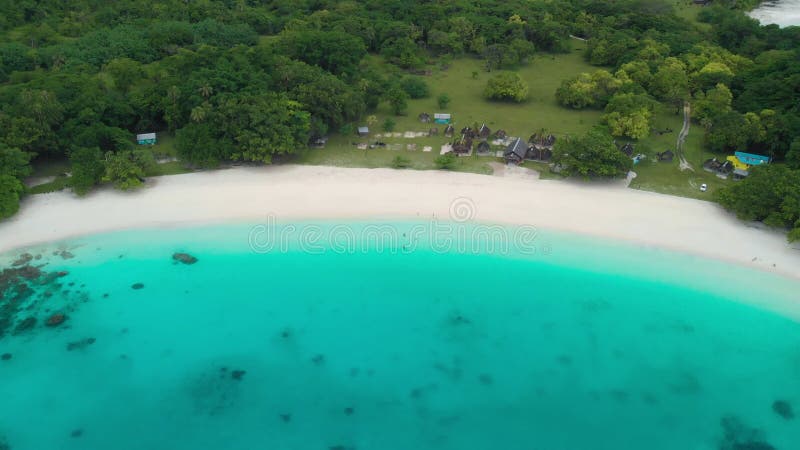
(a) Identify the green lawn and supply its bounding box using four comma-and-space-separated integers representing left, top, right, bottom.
295, 140, 496, 175
630, 109, 730, 200
299, 46, 727, 198
297, 46, 603, 176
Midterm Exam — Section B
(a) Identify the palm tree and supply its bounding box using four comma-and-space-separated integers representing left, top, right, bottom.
190, 102, 211, 123
198, 84, 213, 100
167, 86, 181, 104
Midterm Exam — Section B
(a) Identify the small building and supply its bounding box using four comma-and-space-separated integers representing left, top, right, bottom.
434, 113, 451, 124
478, 123, 491, 139
657, 150, 674, 162
495, 129, 507, 139
452, 135, 473, 155
732, 168, 750, 180
444, 124, 455, 137
528, 147, 553, 162
476, 141, 491, 154
504, 137, 529, 164
725, 151, 770, 179
529, 132, 556, 149
357, 126, 369, 137
619, 143, 634, 157
703, 158, 734, 179
735, 151, 770, 166
136, 133, 157, 145
311, 136, 328, 148
418, 112, 431, 123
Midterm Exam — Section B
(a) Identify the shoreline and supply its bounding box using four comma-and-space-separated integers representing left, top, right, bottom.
1, 165, 798, 279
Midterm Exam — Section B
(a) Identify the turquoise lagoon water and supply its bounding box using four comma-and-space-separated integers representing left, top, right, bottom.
1, 222, 799, 450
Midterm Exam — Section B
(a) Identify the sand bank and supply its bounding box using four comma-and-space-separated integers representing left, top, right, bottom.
1, 165, 798, 278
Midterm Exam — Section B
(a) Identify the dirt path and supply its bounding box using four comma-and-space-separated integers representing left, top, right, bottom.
677, 102, 694, 172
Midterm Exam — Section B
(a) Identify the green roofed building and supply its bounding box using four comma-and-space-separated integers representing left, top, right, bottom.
136, 133, 157, 145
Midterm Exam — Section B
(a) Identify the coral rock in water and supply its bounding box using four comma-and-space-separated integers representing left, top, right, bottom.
45, 313, 67, 327
1, 353, 11, 361
67, 338, 96, 351
131, 283, 145, 290
772, 400, 794, 420
13, 317, 37, 334
172, 253, 198, 265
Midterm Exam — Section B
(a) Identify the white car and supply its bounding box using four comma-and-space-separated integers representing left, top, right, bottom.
700, 183, 708, 192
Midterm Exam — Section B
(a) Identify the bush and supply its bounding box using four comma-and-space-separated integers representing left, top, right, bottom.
69, 147, 105, 195
383, 118, 396, 132
400, 77, 430, 99
484, 72, 528, 102
390, 156, 411, 169
437, 93, 451, 109
0, 174, 24, 219
434, 152, 458, 170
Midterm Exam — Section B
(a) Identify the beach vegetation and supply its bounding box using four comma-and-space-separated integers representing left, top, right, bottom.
102, 150, 154, 190
434, 152, 458, 170
717, 165, 800, 241
0, 175, 24, 219
552, 129, 632, 179
390, 156, 412, 169
69, 147, 105, 196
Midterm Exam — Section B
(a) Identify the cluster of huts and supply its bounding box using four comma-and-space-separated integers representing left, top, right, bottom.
450, 124, 509, 156
704, 151, 770, 180
502, 132, 557, 164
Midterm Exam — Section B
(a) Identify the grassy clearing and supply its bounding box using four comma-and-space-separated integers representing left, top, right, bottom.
629, 108, 730, 200
297, 46, 602, 176
295, 139, 495, 175
301, 45, 728, 199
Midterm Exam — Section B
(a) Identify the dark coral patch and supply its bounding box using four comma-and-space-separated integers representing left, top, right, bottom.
45, 313, 67, 327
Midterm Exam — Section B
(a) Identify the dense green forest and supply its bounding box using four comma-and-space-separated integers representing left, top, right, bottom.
0, 0, 798, 238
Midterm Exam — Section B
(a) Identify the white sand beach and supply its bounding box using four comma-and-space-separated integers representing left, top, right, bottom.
1, 165, 799, 278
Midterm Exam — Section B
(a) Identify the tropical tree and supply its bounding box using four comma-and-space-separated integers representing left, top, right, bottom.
552, 128, 632, 178
69, 147, 105, 195
385, 87, 409, 115
603, 93, 655, 139
484, 72, 528, 102
0, 175, 24, 219
437, 93, 451, 109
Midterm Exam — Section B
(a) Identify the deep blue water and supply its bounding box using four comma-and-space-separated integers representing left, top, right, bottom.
0, 222, 798, 450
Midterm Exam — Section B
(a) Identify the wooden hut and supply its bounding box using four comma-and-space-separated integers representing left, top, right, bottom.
418, 112, 431, 123
619, 143, 634, 157
428, 127, 439, 136
529, 132, 555, 149
478, 123, 491, 139
444, 124, 455, 137
503, 138, 529, 164
657, 150, 674, 162
476, 141, 491, 154
452, 135, 473, 155
529, 147, 553, 161
460, 126, 476, 139
495, 129, 507, 139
